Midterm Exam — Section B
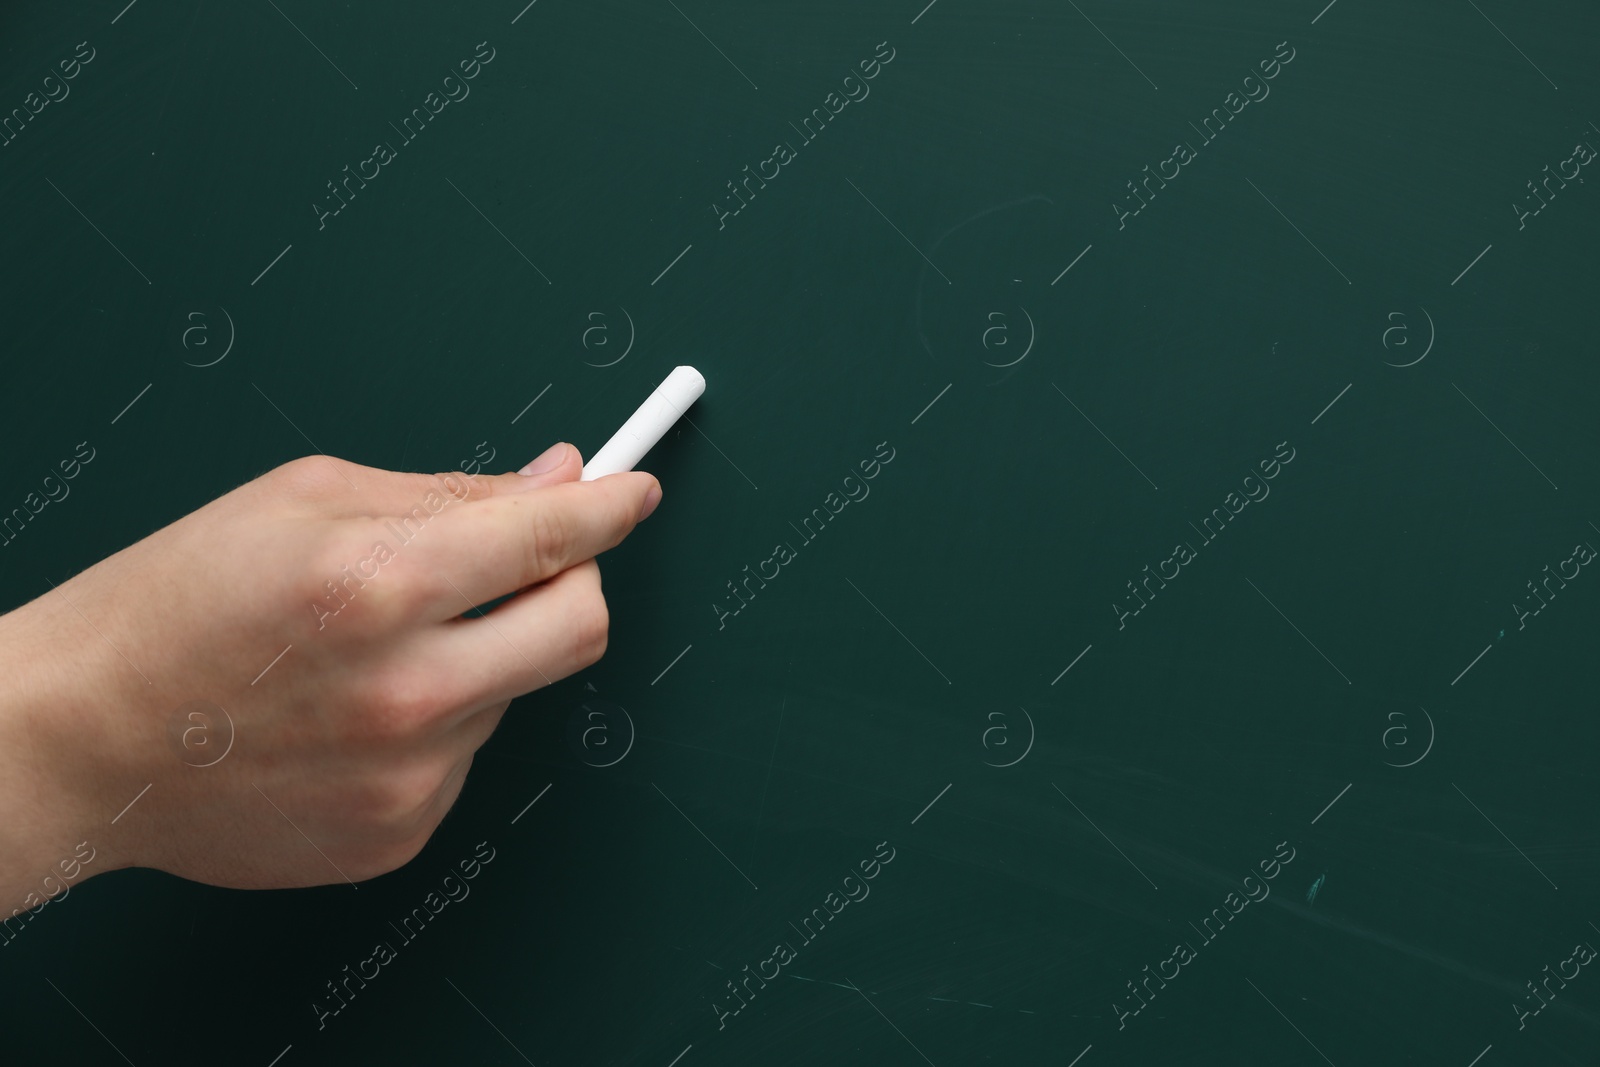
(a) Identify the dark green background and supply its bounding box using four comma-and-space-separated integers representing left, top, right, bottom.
3, 0, 1598, 1063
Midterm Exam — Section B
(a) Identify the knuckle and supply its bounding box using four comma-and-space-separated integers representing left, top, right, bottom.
344, 779, 401, 828
432, 470, 481, 502
352, 560, 409, 622
346, 764, 444, 835
307, 534, 354, 580
304, 523, 418, 634
526, 504, 571, 578
273, 454, 351, 496
304, 542, 369, 628
352, 669, 446, 743
573, 588, 610, 667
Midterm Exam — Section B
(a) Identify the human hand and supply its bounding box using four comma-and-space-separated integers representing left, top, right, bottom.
0, 442, 659, 906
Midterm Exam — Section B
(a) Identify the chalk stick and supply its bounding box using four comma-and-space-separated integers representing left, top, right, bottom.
580, 366, 706, 481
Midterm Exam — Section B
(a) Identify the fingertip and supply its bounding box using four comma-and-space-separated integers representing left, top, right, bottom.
592, 470, 661, 524
609, 470, 660, 521
518, 441, 578, 477
639, 478, 663, 522
504, 443, 582, 490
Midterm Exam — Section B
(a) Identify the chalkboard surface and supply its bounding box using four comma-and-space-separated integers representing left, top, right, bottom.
3, 1, 1599, 1063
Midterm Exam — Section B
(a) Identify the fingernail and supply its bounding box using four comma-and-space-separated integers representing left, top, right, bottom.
518, 442, 568, 476
639, 484, 662, 521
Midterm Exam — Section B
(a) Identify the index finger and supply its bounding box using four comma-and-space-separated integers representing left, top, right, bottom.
407, 471, 660, 615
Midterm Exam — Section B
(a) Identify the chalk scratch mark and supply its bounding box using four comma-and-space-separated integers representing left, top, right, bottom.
1306, 873, 1325, 905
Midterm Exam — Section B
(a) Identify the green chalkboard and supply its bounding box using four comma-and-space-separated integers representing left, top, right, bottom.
3, 0, 1599, 1063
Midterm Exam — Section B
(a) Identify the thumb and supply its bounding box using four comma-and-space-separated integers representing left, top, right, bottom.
484, 441, 585, 492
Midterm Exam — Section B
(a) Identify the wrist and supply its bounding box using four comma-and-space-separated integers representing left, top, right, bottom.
0, 598, 126, 916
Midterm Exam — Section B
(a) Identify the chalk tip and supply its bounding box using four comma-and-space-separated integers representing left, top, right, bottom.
670, 365, 707, 399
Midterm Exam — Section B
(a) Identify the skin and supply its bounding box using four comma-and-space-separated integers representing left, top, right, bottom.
0, 441, 658, 911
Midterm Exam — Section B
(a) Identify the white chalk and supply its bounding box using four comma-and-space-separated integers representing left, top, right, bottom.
580, 366, 706, 481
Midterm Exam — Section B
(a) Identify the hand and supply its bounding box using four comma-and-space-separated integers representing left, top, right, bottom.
0, 443, 659, 907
